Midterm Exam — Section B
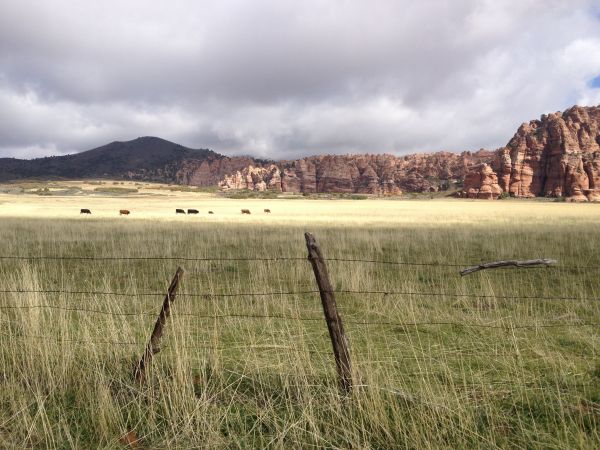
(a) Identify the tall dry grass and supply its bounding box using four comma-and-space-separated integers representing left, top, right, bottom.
0, 201, 598, 448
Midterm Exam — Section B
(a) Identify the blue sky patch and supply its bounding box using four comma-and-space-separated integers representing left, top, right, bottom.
591, 75, 600, 88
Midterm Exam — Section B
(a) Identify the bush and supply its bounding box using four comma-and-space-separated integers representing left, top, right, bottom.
36, 187, 52, 196
223, 189, 278, 199
93, 187, 138, 194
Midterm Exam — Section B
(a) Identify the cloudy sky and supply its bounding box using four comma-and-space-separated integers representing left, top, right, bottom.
1, 0, 600, 159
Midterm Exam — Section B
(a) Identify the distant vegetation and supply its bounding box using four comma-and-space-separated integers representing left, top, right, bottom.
148, 185, 218, 193
0, 136, 218, 183
93, 186, 138, 194
221, 189, 280, 199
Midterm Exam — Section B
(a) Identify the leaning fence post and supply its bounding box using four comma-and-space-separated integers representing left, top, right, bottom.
304, 232, 353, 394
134, 266, 184, 383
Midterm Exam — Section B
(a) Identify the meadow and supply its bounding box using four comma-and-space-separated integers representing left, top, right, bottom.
0, 185, 598, 448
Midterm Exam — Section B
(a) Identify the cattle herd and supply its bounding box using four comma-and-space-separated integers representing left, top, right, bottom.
79, 208, 271, 216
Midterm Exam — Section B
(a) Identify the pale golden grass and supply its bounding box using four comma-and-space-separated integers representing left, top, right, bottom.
0, 188, 598, 448
1, 183, 599, 227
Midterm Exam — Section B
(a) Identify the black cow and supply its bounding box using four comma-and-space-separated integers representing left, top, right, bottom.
80, 208, 91, 214
187, 209, 199, 214
176, 209, 186, 214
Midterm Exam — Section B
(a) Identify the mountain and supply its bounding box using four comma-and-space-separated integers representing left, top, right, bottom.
0, 135, 492, 193
2, 105, 599, 200
462, 105, 600, 201
0, 137, 256, 185
217, 151, 495, 195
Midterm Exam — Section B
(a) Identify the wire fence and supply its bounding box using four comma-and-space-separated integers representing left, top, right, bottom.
1, 249, 599, 391
2, 303, 599, 329
2, 288, 600, 302
2, 256, 599, 323
0, 253, 599, 269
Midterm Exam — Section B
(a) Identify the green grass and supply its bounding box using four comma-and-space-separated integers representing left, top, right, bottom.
0, 215, 598, 448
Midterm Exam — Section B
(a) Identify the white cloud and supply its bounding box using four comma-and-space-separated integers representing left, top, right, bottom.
0, 0, 599, 159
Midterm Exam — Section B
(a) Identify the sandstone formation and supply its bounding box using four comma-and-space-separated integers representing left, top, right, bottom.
462, 105, 600, 201
461, 163, 502, 199
218, 151, 494, 195
4, 106, 599, 200
173, 156, 258, 187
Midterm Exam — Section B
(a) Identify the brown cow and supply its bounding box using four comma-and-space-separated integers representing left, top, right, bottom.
264, 209, 271, 214
241, 209, 251, 214
80, 208, 91, 214
119, 209, 130, 216
208, 211, 214, 214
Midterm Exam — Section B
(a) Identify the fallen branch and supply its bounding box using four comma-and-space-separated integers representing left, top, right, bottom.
460, 259, 557, 276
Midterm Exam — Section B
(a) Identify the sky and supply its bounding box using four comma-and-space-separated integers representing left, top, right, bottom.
1, 0, 600, 160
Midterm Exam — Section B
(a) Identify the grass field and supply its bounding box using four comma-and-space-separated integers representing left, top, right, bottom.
0, 185, 599, 448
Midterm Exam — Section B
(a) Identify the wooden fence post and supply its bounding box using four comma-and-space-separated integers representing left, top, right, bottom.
305, 232, 353, 394
134, 266, 184, 383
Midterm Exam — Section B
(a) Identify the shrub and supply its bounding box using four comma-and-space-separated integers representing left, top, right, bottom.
223, 189, 278, 199
93, 187, 138, 194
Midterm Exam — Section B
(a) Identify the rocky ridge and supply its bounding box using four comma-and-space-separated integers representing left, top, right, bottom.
217, 151, 495, 195
2, 105, 599, 200
462, 105, 600, 201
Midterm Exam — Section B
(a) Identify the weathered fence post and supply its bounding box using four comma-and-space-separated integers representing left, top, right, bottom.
304, 232, 353, 394
134, 266, 184, 383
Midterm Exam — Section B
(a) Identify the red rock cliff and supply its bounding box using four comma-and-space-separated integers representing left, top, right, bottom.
218, 151, 494, 195
463, 105, 600, 201
174, 156, 258, 186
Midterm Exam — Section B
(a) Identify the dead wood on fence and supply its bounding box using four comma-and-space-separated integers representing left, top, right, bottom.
460, 259, 557, 276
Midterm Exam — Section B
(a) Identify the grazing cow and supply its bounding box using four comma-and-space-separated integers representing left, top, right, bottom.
264, 209, 271, 214
80, 208, 91, 214
241, 209, 251, 215
208, 211, 214, 214
119, 209, 130, 216
176, 209, 186, 214
187, 209, 199, 214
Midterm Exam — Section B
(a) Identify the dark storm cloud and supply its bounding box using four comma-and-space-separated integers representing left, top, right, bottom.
0, 0, 599, 159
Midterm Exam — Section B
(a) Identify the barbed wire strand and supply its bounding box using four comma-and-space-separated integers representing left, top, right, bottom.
2, 332, 597, 365
0, 254, 598, 269
0, 289, 320, 298
1, 303, 598, 329
1, 288, 599, 302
